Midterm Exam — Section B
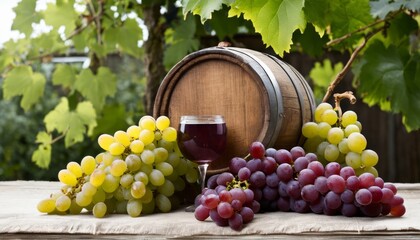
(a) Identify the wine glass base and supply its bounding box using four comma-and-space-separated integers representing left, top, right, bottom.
184, 205, 196, 212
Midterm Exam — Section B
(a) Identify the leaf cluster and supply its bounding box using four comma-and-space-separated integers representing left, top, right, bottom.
1, 0, 146, 170
182, 0, 420, 131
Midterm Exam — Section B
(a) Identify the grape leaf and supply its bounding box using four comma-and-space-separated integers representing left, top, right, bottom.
0, 39, 31, 72
355, 40, 420, 131
44, 97, 97, 147
208, 6, 253, 39
329, 0, 373, 40
385, 13, 419, 46
303, 0, 332, 30
103, 19, 143, 57
229, 0, 306, 56
2, 66, 46, 111
43, 0, 78, 36
32, 144, 52, 169
29, 33, 67, 58
370, 0, 401, 19
52, 64, 76, 88
304, 0, 373, 46
182, 0, 234, 22
74, 67, 117, 111
92, 104, 128, 137
31, 131, 52, 169
402, 0, 420, 11
164, 15, 199, 69
310, 59, 343, 100
35, 131, 52, 145
293, 23, 329, 57
72, 26, 94, 52
371, 0, 420, 19
11, 0, 41, 36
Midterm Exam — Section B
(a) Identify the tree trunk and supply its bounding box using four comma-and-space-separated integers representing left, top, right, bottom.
143, 3, 165, 115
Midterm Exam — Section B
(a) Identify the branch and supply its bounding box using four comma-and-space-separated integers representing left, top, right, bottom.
87, 0, 105, 45
326, 10, 401, 47
326, 19, 385, 46
322, 27, 385, 103
65, 17, 95, 41
96, 1, 104, 44
50, 129, 68, 145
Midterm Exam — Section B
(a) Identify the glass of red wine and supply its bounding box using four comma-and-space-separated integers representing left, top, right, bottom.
177, 115, 227, 193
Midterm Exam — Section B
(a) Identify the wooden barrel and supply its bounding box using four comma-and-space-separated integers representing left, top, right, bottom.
154, 47, 316, 174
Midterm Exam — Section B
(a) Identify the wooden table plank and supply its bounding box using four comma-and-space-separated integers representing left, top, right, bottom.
0, 181, 419, 238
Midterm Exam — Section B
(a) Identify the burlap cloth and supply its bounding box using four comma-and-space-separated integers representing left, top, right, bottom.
1, 181, 419, 238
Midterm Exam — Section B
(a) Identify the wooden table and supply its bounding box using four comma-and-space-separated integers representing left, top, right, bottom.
1, 181, 419, 239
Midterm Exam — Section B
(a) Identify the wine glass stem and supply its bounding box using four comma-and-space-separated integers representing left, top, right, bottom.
198, 163, 209, 190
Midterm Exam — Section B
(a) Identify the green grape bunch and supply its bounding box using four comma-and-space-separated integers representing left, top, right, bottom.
37, 115, 199, 218
302, 97, 379, 177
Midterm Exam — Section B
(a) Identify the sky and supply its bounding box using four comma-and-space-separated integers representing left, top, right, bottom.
0, 0, 20, 47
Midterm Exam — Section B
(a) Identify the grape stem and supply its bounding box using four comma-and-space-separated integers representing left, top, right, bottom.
334, 91, 357, 122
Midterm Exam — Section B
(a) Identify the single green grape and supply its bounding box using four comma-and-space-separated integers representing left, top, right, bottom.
344, 124, 360, 137
37, 198, 56, 213
157, 179, 175, 197
338, 138, 350, 154
314, 102, 333, 123
302, 122, 318, 138
321, 109, 338, 125
139, 116, 156, 131
149, 169, 165, 186
162, 127, 177, 142
127, 199, 143, 217
98, 134, 115, 151
127, 125, 141, 140
140, 187, 154, 204
81, 156, 96, 175
317, 122, 332, 139
156, 116, 171, 131
102, 174, 120, 193
155, 194, 171, 213
133, 172, 148, 186
90, 169, 106, 187
347, 132, 367, 153
156, 162, 173, 176
327, 127, 344, 144
55, 195, 71, 212
120, 173, 134, 188
139, 129, 155, 145
361, 149, 379, 167
345, 151, 362, 169
109, 142, 126, 156
67, 162, 83, 178
154, 147, 169, 163
341, 110, 358, 127
110, 159, 127, 177
58, 169, 78, 186
131, 181, 146, 199
140, 149, 155, 165
324, 144, 340, 162
93, 202, 107, 218
92, 187, 106, 204
125, 154, 142, 172
81, 182, 97, 196
75, 192, 92, 207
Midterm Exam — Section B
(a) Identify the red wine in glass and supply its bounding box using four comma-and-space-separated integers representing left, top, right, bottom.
177, 115, 227, 191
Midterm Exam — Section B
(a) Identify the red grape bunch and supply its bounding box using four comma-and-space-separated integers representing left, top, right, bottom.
194, 173, 258, 231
